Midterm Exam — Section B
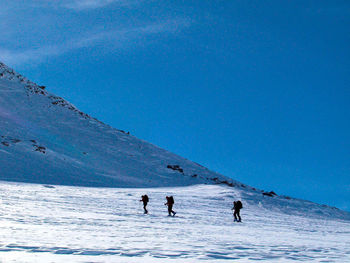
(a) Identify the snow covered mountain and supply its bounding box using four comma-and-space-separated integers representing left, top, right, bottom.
1, 62, 350, 262
0, 61, 238, 188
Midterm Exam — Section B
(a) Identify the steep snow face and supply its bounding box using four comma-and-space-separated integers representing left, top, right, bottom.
0, 62, 238, 188
0, 182, 349, 262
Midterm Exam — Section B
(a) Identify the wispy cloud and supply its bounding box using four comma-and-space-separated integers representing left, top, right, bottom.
0, 0, 191, 66
0, 0, 138, 11
62, 0, 134, 10
0, 20, 189, 66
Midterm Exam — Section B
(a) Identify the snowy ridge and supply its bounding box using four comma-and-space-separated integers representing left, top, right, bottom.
0, 62, 34, 86
0, 61, 241, 188
0, 62, 90, 120
1, 62, 350, 262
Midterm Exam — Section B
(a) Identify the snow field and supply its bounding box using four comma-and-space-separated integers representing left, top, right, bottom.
0, 182, 349, 262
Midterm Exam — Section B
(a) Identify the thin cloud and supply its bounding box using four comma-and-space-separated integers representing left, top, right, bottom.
0, 1, 140, 12
62, 0, 137, 10
0, 20, 189, 66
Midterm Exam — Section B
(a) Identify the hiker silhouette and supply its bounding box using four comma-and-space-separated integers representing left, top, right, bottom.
232, 200, 242, 222
140, 195, 149, 214
165, 196, 176, 216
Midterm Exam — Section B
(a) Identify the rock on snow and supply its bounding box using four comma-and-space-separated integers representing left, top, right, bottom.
0, 62, 350, 262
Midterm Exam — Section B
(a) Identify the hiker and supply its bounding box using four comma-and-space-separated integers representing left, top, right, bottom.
165, 196, 176, 216
232, 200, 242, 222
140, 194, 149, 214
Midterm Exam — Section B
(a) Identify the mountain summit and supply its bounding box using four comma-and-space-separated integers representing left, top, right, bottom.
0, 62, 239, 188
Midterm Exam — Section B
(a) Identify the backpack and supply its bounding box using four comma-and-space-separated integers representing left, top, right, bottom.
236, 200, 243, 209
142, 195, 149, 202
169, 196, 174, 205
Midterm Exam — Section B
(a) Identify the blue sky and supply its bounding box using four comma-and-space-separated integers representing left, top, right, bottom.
1, 0, 349, 211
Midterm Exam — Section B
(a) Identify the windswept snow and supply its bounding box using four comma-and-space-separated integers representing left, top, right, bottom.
1, 62, 350, 262
0, 62, 238, 188
0, 182, 349, 262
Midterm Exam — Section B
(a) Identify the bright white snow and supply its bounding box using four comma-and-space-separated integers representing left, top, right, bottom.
0, 181, 349, 262
0, 62, 238, 188
1, 62, 350, 262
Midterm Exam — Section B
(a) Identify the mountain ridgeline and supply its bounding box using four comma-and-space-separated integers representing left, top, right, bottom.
0, 62, 243, 188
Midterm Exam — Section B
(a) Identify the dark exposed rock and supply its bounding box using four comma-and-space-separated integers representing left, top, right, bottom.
167, 165, 184, 173
1, 141, 9, 147
25, 84, 47, 96
0, 136, 21, 146
263, 191, 277, 197
221, 180, 234, 187
209, 177, 235, 187
263, 192, 274, 197
34, 145, 46, 154
118, 130, 130, 135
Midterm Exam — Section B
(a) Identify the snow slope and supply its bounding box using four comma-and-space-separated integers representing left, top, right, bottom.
1, 62, 350, 262
0, 62, 238, 188
0, 181, 349, 262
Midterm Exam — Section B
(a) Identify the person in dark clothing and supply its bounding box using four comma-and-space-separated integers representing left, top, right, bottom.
232, 200, 242, 222
140, 195, 149, 214
165, 196, 176, 216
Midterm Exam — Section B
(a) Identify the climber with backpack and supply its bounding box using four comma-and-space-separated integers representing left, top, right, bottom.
232, 200, 243, 222
140, 194, 149, 214
165, 196, 176, 216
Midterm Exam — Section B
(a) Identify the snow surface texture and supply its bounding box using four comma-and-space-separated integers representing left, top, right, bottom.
0, 182, 349, 262
0, 61, 239, 188
1, 62, 350, 262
